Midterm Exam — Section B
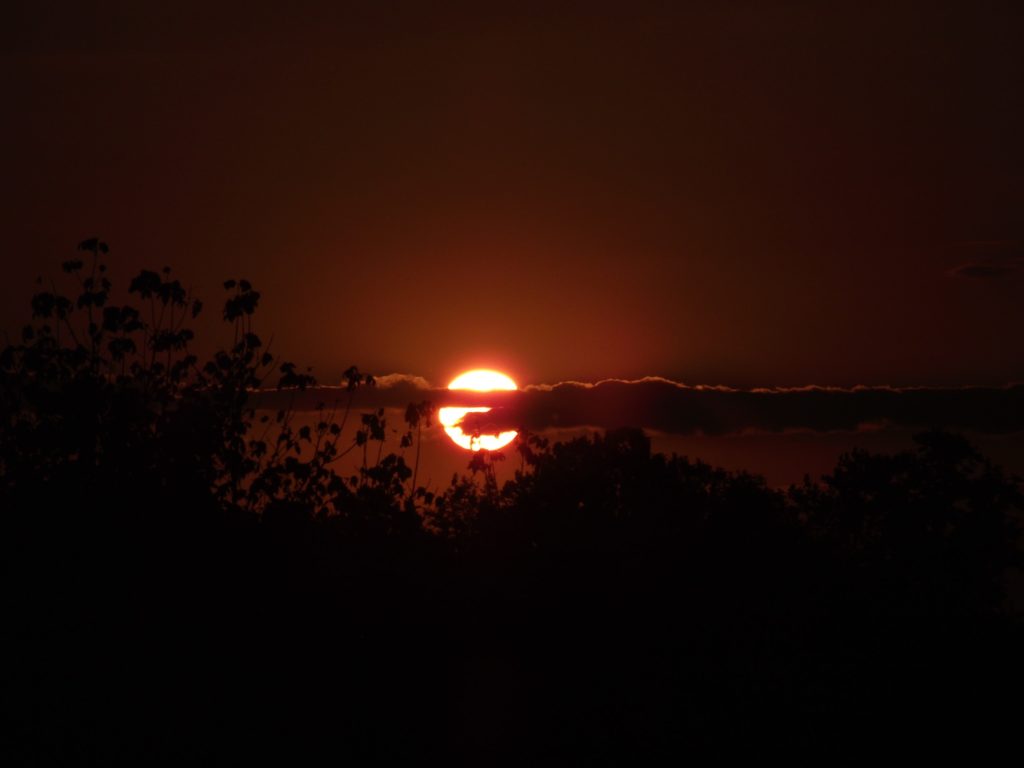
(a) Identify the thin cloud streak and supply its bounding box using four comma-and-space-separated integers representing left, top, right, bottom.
948, 240, 1024, 279
250, 377, 1024, 436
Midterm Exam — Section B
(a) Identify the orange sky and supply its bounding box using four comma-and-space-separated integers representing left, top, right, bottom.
3, 1, 1022, 393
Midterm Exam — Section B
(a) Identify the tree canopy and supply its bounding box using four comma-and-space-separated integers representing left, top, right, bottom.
2, 242, 1022, 762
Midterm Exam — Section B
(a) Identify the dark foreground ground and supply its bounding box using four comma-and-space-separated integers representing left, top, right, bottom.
4, 428, 1023, 764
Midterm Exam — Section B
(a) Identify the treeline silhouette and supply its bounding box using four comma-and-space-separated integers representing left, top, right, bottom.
2, 242, 1022, 762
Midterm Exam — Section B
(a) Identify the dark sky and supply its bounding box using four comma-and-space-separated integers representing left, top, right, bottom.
3, 1, 1023, 390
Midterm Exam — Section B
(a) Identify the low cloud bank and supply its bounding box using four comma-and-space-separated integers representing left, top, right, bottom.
250, 377, 1024, 436
948, 240, 1024, 279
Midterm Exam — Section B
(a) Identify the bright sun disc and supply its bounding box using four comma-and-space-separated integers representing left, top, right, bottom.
439, 369, 518, 451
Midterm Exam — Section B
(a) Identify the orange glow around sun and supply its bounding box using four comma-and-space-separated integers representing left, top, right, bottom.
438, 369, 518, 451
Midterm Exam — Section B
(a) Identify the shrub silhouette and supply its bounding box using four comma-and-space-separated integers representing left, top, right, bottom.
2, 242, 1022, 762
1, 240, 427, 530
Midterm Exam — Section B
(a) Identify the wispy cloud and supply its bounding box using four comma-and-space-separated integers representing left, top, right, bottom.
948, 240, 1024, 279
251, 376, 1024, 436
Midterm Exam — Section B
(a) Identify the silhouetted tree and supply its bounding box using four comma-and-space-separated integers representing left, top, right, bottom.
3, 242, 1022, 763
789, 431, 1022, 615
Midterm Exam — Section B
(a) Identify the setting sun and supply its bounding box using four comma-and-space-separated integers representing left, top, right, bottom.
438, 369, 518, 451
